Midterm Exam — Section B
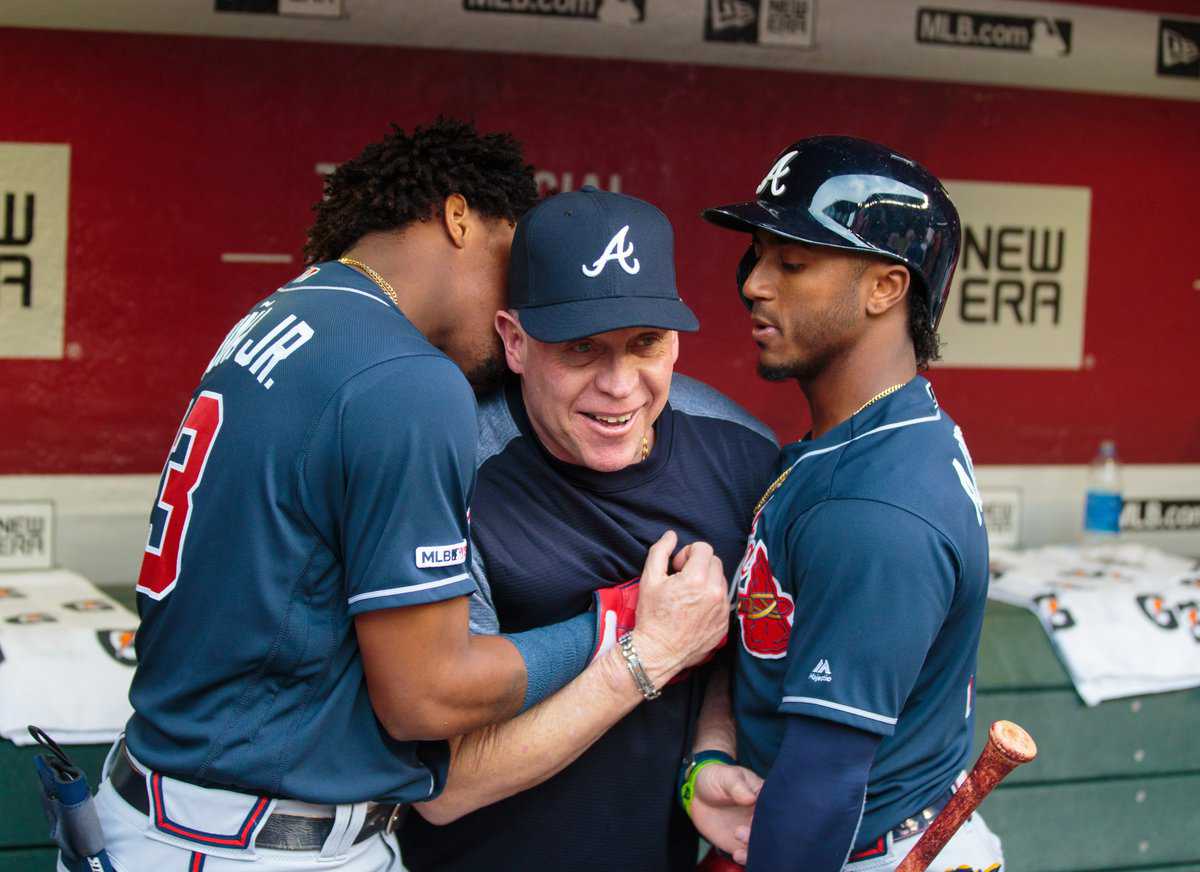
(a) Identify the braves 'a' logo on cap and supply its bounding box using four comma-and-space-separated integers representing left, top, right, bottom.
582, 225, 641, 277
736, 537, 794, 659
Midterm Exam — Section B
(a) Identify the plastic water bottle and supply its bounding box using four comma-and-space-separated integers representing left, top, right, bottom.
1083, 440, 1123, 541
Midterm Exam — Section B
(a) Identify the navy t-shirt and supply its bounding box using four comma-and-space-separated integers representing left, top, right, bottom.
401, 374, 778, 872
126, 262, 478, 804
731, 377, 990, 848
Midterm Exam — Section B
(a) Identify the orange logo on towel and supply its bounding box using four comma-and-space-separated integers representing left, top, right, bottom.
97, 630, 138, 666
5, 612, 56, 624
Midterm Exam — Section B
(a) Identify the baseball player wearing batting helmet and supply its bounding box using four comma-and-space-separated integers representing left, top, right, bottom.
400, 187, 778, 872
69, 120, 659, 872
692, 136, 1004, 871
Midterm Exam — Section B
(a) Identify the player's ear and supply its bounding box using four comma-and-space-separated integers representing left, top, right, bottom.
864, 262, 910, 317
494, 309, 527, 374
442, 193, 470, 249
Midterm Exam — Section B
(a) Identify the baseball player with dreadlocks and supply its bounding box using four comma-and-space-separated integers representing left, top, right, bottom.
691, 136, 1005, 872
66, 119, 728, 872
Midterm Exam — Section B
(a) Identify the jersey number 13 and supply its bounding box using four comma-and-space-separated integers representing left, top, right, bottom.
136, 391, 224, 600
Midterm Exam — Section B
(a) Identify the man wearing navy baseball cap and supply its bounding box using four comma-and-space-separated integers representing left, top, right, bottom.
509, 186, 699, 341
400, 188, 779, 871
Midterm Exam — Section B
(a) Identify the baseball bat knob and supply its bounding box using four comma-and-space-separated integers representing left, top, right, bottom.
989, 720, 1037, 765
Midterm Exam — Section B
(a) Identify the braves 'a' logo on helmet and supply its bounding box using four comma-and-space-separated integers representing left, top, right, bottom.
736, 536, 794, 659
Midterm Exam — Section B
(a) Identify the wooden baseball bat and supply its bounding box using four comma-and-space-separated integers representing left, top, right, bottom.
894, 720, 1037, 872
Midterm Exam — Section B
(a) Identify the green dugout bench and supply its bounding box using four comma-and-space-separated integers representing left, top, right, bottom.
2, 597, 1198, 871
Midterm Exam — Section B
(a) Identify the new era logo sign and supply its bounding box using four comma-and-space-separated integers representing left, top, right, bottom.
1158, 19, 1200, 78
809, 658, 832, 682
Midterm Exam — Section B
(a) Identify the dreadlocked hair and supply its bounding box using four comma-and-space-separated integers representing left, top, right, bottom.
303, 117, 538, 265
908, 286, 943, 370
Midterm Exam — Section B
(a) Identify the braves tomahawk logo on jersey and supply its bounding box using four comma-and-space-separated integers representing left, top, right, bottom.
735, 516, 795, 659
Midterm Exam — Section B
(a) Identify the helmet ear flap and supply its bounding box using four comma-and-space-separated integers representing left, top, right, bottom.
736, 244, 758, 311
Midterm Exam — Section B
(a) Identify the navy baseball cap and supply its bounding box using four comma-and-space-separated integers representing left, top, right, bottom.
508, 187, 699, 343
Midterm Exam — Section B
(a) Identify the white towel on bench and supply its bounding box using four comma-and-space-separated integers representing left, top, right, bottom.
988, 543, 1200, 706
0, 569, 137, 745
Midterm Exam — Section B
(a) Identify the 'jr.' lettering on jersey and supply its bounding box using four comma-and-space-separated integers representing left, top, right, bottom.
204, 301, 315, 390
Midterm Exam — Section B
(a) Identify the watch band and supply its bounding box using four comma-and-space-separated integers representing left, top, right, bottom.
617, 631, 661, 700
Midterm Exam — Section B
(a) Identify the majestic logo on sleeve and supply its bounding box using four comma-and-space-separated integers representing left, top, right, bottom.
808, 658, 832, 682
582, 225, 640, 277
735, 537, 795, 659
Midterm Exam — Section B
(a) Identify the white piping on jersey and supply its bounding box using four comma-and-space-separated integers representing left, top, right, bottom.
278, 284, 392, 308
781, 696, 899, 726
347, 572, 471, 605
842, 787, 868, 869
770, 410, 942, 504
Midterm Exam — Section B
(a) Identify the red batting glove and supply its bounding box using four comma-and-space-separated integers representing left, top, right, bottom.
592, 579, 639, 661
591, 579, 723, 683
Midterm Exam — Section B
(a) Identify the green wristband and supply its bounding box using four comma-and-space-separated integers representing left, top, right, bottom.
679, 750, 736, 818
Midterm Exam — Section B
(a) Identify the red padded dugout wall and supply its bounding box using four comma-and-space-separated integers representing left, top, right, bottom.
0, 25, 1197, 472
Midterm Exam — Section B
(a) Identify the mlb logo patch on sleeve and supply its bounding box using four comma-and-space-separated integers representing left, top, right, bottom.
415, 540, 468, 569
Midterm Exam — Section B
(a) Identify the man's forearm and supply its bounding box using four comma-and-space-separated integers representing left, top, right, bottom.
415, 645, 643, 824
358, 601, 531, 741
692, 662, 736, 756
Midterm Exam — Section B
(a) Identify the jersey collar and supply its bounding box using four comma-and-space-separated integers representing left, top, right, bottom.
788, 376, 936, 455
763, 377, 940, 515
318, 260, 403, 309
847, 376, 939, 438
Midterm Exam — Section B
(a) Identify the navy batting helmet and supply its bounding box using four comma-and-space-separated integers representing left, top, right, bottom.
702, 136, 961, 328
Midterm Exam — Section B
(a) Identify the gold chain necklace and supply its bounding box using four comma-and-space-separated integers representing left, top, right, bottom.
752, 382, 907, 517
640, 434, 650, 462
338, 257, 400, 309
851, 382, 906, 417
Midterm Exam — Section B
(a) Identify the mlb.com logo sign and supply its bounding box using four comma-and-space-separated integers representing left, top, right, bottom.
415, 540, 468, 569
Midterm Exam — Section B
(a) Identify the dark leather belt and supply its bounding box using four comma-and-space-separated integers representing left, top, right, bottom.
848, 787, 955, 862
109, 742, 406, 851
